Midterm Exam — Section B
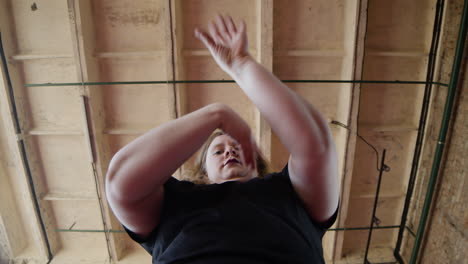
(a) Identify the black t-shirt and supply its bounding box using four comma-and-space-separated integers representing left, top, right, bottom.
124, 164, 338, 264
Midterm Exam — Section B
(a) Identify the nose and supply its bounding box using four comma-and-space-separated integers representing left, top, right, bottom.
224, 147, 238, 157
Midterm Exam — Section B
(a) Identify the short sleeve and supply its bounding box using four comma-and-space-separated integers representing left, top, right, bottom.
122, 176, 194, 254
122, 224, 159, 254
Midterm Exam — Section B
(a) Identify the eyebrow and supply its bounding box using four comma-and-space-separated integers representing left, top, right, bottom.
211, 142, 239, 150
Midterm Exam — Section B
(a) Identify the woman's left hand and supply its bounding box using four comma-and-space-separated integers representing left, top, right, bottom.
195, 15, 251, 76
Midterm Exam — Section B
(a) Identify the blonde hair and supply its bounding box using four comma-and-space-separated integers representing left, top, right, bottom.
190, 130, 270, 184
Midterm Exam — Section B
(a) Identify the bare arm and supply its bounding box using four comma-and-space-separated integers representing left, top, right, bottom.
196, 15, 339, 223
106, 103, 255, 237
233, 57, 339, 224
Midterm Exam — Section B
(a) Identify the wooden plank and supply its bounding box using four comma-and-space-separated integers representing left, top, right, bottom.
163, 0, 187, 178
163, 0, 179, 119
0, 36, 31, 260
333, 0, 369, 260
0, 0, 56, 260
255, 0, 273, 161
66, 0, 124, 261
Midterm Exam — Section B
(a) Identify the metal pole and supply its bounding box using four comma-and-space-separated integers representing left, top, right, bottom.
55, 225, 400, 233
410, 0, 468, 263
394, 0, 445, 262
363, 149, 388, 264
23, 79, 449, 87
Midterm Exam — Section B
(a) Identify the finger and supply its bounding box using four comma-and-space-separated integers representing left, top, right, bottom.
208, 21, 227, 46
194, 28, 215, 50
239, 20, 247, 36
215, 15, 231, 40
226, 16, 237, 35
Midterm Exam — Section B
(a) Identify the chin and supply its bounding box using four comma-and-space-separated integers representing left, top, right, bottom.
222, 169, 254, 182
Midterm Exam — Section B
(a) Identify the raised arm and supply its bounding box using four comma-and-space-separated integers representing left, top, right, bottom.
106, 103, 255, 237
195, 15, 339, 223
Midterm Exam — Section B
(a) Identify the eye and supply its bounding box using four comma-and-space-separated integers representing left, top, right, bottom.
214, 150, 223, 155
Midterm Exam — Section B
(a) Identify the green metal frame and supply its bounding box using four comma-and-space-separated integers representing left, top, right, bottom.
409, 0, 468, 263
24, 79, 448, 87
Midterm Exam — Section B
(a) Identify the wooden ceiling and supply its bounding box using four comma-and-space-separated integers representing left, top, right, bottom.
0, 0, 438, 263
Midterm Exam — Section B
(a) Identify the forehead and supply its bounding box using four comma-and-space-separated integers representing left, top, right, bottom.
209, 134, 238, 149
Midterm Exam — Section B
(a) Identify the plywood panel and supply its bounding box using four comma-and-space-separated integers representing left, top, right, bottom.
340, 0, 435, 257
350, 131, 417, 195
10, 0, 74, 54
181, 0, 257, 51
51, 200, 104, 230
274, 56, 343, 80
366, 0, 435, 51
32, 136, 96, 196
24, 85, 82, 131
363, 56, 428, 82
296, 84, 345, 122
52, 233, 108, 262
340, 243, 395, 263
346, 197, 403, 227
342, 230, 396, 255
93, 0, 166, 51
274, 0, 345, 50
21, 59, 77, 84
102, 84, 172, 129
98, 56, 167, 81
99, 58, 171, 129
342, 196, 404, 253
359, 85, 425, 127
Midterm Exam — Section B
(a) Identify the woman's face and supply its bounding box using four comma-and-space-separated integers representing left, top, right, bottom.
205, 134, 256, 184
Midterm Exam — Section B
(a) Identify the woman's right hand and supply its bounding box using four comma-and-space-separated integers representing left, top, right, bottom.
195, 15, 251, 77
214, 103, 257, 170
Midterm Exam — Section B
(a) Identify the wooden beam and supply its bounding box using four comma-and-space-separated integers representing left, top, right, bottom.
0, 39, 38, 262
163, 0, 178, 120
333, 0, 369, 260
0, 0, 55, 261
163, 0, 187, 178
256, 0, 273, 162
66, 0, 124, 261
11, 53, 73, 60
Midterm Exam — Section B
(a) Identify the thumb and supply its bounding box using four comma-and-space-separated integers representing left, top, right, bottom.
195, 28, 215, 51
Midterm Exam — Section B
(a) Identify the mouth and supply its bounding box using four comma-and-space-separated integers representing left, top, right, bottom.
224, 158, 241, 166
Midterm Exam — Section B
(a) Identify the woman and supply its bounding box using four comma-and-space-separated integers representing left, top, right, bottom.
106, 15, 339, 263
